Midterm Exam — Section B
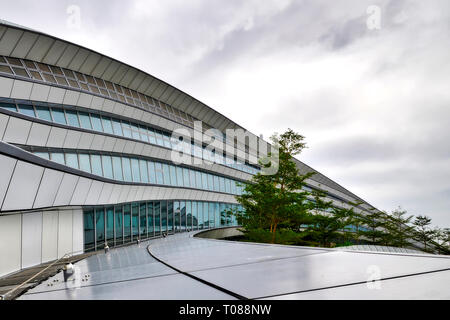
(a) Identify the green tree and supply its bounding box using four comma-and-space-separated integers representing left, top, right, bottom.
383, 208, 415, 248
306, 199, 356, 247
413, 215, 434, 251
357, 209, 390, 245
235, 129, 314, 243
433, 228, 450, 255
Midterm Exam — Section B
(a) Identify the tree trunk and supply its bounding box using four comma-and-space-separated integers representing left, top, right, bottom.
271, 223, 277, 244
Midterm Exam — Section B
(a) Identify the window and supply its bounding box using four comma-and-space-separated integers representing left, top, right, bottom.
130, 123, 141, 140
140, 203, 147, 237
102, 155, 113, 179
160, 201, 167, 232
95, 208, 105, 248
132, 203, 139, 237
84, 209, 95, 251
154, 201, 161, 234
18, 104, 35, 117
196, 171, 202, 189
122, 157, 132, 182
183, 168, 190, 188
106, 207, 114, 242
213, 176, 220, 192
190, 169, 196, 189
66, 110, 80, 127
112, 156, 123, 181
35, 106, 52, 121
147, 128, 156, 144
168, 201, 174, 232
66, 153, 79, 169
115, 205, 123, 244
148, 161, 156, 184
35, 152, 49, 160
169, 165, 177, 186
51, 153, 65, 165
192, 201, 198, 230
123, 204, 132, 242
51, 108, 67, 124
101, 117, 114, 134
79, 154, 91, 173
139, 160, 149, 183
155, 130, 164, 146
177, 167, 184, 187
91, 155, 103, 176
0, 102, 17, 112
147, 202, 154, 235
139, 126, 149, 142
90, 114, 103, 132
208, 174, 214, 191
155, 162, 164, 185
78, 112, 92, 129
122, 121, 132, 138
131, 158, 141, 182
112, 119, 123, 136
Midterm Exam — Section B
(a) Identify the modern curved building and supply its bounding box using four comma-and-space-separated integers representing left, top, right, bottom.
0, 20, 379, 278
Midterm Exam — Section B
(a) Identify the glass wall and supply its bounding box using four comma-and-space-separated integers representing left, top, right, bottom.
33, 150, 246, 196
0, 100, 260, 175
83, 200, 243, 252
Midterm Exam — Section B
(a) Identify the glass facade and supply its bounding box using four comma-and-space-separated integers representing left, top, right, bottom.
83, 200, 242, 252
33, 150, 245, 196
0, 100, 260, 175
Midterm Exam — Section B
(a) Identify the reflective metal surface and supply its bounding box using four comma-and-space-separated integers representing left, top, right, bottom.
19, 231, 450, 300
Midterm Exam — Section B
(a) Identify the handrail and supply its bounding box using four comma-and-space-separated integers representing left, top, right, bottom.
0, 246, 95, 301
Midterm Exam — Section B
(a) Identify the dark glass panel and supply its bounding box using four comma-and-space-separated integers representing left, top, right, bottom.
180, 201, 186, 231
140, 202, 147, 238
147, 202, 154, 236
106, 207, 114, 242
173, 201, 180, 233
123, 204, 132, 243
35, 106, 52, 121
95, 208, 105, 248
18, 104, 35, 117
132, 203, 139, 238
84, 209, 95, 252
168, 201, 174, 233
161, 201, 167, 232
115, 205, 123, 245
154, 201, 160, 235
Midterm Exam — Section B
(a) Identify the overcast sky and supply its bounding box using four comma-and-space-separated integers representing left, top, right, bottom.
1, 0, 449, 227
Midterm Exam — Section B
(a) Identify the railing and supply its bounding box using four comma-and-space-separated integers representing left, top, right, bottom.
0, 246, 95, 301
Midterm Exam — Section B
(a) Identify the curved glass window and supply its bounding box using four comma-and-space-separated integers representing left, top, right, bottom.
139, 160, 149, 183
102, 155, 113, 179
131, 158, 140, 182
101, 116, 113, 134
51, 108, 67, 124
79, 112, 92, 129
35, 106, 52, 121
122, 157, 132, 182
66, 110, 80, 127
90, 114, 103, 132
51, 153, 65, 165
112, 119, 123, 136
91, 155, 103, 176
0, 99, 261, 175
66, 153, 79, 169
18, 104, 35, 117
79, 154, 91, 173
112, 156, 123, 181
34, 151, 246, 195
